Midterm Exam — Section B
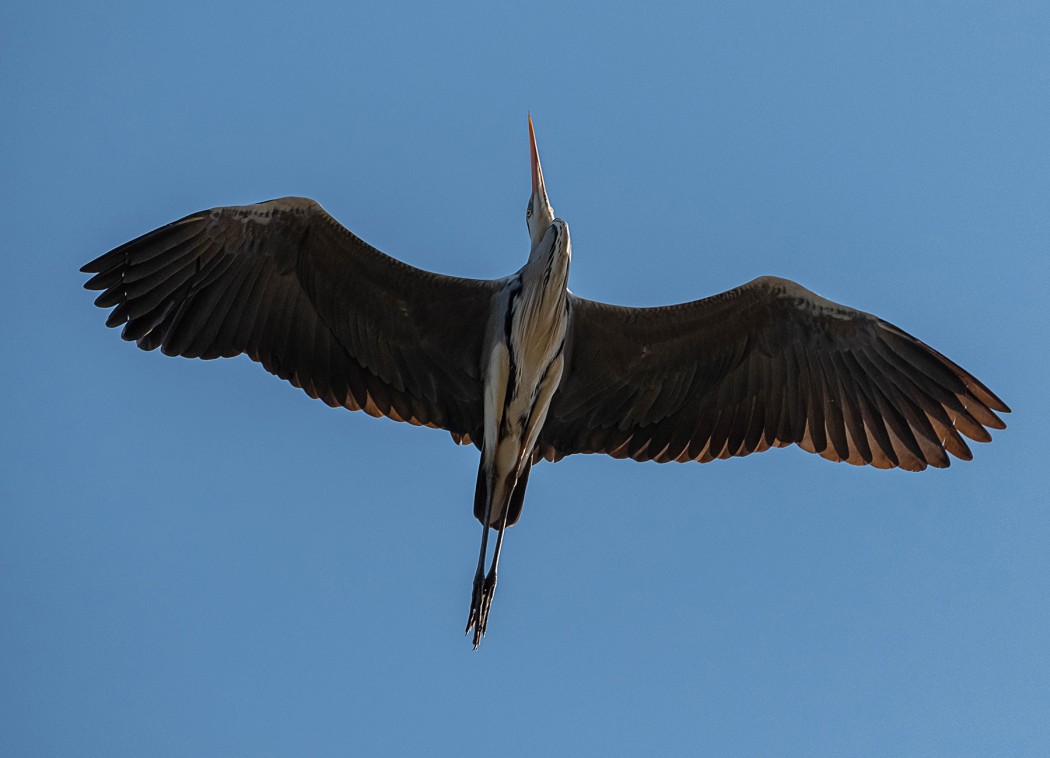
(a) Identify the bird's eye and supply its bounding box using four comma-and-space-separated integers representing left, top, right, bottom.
526, 208, 533, 219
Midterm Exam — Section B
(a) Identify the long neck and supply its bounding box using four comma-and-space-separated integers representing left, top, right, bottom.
522, 219, 571, 306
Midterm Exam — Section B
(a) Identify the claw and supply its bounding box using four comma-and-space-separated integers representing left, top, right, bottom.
466, 569, 498, 648
465, 570, 484, 637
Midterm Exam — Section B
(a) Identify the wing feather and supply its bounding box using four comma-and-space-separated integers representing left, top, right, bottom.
541, 276, 1007, 470
82, 197, 499, 441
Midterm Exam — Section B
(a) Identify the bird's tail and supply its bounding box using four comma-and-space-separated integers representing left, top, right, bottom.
473, 457, 532, 528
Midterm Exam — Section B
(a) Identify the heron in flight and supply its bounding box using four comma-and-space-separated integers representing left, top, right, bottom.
81, 116, 1009, 648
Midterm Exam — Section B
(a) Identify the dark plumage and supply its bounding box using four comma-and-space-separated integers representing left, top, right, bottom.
83, 200, 1007, 474
82, 123, 1008, 646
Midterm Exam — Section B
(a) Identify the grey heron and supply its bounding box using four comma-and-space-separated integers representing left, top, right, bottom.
81, 116, 1009, 648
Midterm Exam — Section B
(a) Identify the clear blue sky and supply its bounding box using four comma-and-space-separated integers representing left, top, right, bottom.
2, 1, 1047, 756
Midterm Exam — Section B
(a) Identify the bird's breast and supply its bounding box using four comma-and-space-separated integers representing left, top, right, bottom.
508, 285, 568, 393
482, 273, 568, 441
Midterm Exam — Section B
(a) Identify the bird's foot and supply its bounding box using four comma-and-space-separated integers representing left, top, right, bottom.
465, 570, 497, 649
465, 570, 484, 640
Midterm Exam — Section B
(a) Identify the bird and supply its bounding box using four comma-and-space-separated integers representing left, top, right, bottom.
81, 115, 1009, 648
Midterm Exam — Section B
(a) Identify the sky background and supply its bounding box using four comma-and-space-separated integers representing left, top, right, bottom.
2, 1, 1047, 756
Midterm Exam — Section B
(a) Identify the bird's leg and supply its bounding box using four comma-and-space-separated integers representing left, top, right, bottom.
465, 476, 494, 639
473, 465, 523, 646
475, 499, 512, 641
465, 524, 490, 637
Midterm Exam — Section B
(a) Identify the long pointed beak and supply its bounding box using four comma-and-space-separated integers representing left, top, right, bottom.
528, 113, 546, 200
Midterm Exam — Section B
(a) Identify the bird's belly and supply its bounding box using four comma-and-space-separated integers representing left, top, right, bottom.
484, 351, 564, 526
501, 299, 567, 444
478, 286, 567, 524
494, 348, 564, 464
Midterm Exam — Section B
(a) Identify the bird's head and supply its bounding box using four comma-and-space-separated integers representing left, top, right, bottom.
526, 114, 555, 249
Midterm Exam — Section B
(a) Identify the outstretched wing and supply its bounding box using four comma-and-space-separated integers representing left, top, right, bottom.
540, 276, 1008, 470
82, 197, 501, 443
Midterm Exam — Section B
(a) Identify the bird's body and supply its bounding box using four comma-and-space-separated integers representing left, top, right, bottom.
81, 117, 1009, 647
466, 216, 571, 640
479, 219, 570, 529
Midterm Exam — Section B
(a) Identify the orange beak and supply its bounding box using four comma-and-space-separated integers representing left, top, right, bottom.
529, 113, 545, 199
